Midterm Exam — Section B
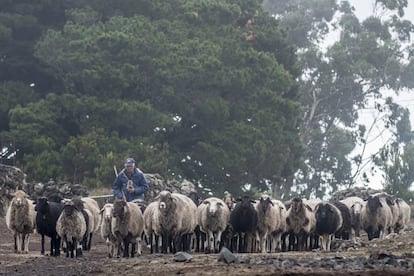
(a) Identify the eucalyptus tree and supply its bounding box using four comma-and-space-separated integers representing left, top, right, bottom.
263, 0, 414, 198
373, 99, 414, 201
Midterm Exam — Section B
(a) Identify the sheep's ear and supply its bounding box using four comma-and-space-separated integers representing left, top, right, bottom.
305, 204, 312, 212
202, 200, 209, 205
154, 195, 160, 200
269, 200, 274, 206
217, 202, 223, 207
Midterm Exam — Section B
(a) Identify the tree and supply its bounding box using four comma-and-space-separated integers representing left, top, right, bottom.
28, 1, 303, 195
373, 100, 414, 201
263, 0, 414, 198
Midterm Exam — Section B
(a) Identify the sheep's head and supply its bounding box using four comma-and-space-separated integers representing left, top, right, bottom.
259, 196, 274, 213
63, 200, 77, 216
315, 203, 333, 220
351, 202, 362, 215
237, 195, 255, 207
203, 199, 223, 216
367, 195, 382, 211
158, 191, 174, 211
291, 197, 303, 213
100, 204, 114, 222
113, 200, 127, 219
12, 190, 28, 208
223, 194, 236, 210
35, 197, 49, 212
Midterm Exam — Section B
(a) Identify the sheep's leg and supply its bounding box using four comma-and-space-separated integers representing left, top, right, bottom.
123, 238, 129, 258
137, 237, 142, 256
261, 232, 268, 253
75, 239, 82, 257
215, 230, 223, 253
130, 240, 137, 258
206, 230, 214, 253
173, 234, 181, 253
200, 232, 206, 252
23, 234, 30, 253
110, 241, 115, 258
161, 234, 168, 254
186, 233, 192, 252
40, 234, 45, 255
254, 231, 260, 253
154, 234, 159, 253
13, 233, 17, 253
64, 238, 69, 258
50, 236, 55, 256
87, 233, 93, 251
16, 233, 22, 253
327, 234, 333, 251
55, 236, 61, 256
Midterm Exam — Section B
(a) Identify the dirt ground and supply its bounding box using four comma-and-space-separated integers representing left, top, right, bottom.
1, 217, 413, 276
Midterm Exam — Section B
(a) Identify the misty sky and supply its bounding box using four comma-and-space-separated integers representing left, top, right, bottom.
348, 0, 414, 189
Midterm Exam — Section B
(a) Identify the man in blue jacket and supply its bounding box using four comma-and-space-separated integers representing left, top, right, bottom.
113, 158, 148, 201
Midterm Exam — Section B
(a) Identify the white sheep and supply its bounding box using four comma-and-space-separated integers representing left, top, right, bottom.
254, 195, 279, 253
5, 190, 36, 254
197, 197, 230, 253
155, 191, 197, 253
303, 198, 322, 211
372, 192, 399, 233
270, 199, 287, 252
111, 199, 144, 257
82, 197, 100, 232
340, 196, 365, 241
56, 199, 87, 258
143, 201, 161, 253
99, 203, 117, 258
360, 194, 393, 240
395, 198, 411, 232
71, 198, 95, 251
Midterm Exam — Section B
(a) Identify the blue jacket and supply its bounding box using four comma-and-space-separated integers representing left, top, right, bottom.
113, 168, 149, 202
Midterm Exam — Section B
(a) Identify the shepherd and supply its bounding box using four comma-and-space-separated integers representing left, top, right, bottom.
113, 158, 149, 202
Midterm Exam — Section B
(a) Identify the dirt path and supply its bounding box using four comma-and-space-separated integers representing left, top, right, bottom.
1, 217, 413, 275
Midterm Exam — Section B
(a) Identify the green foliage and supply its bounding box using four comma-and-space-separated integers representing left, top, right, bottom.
2, 0, 303, 197
7, 0, 412, 200
263, 0, 414, 198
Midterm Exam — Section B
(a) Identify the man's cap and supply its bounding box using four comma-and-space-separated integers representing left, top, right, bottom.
125, 158, 135, 167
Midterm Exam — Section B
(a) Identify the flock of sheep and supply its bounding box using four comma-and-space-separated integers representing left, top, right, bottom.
4, 189, 412, 258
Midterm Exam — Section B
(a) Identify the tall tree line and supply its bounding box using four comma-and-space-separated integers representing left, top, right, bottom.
1, 0, 413, 200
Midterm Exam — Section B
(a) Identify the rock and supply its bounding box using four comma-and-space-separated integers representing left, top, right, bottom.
217, 247, 238, 264
173, 252, 192, 262
369, 249, 395, 260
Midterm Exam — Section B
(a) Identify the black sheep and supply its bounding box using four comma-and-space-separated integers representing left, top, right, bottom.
331, 201, 352, 240
229, 195, 258, 253
314, 202, 342, 251
35, 197, 64, 256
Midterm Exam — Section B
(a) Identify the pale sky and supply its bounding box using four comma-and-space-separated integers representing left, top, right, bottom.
347, 0, 414, 189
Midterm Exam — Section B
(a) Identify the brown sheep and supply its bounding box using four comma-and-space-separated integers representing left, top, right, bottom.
5, 190, 36, 254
